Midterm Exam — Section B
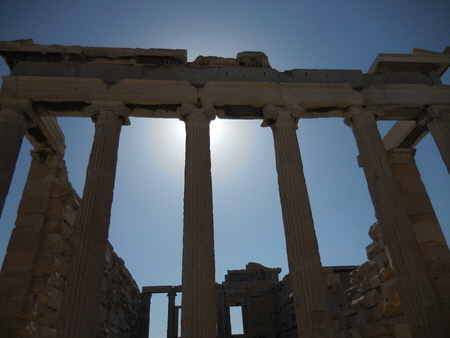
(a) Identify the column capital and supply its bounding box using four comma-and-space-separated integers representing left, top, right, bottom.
84, 101, 131, 125
417, 104, 450, 127
177, 102, 217, 122
0, 99, 38, 127
344, 106, 384, 127
386, 148, 417, 165
261, 104, 305, 128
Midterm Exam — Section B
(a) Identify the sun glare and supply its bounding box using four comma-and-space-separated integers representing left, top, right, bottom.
145, 118, 256, 181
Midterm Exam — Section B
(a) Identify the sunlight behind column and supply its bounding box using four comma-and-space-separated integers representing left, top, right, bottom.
146, 117, 257, 181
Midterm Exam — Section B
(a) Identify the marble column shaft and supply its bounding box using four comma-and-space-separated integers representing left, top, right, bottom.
263, 105, 333, 338
346, 106, 449, 338
57, 106, 128, 338
0, 107, 29, 218
167, 291, 177, 338
419, 105, 450, 174
178, 103, 217, 338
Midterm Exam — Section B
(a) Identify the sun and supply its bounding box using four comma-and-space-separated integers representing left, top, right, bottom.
144, 117, 257, 181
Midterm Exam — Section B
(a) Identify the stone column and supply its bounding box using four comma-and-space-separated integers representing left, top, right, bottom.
417, 105, 450, 174
262, 105, 333, 338
345, 106, 449, 338
177, 102, 217, 338
139, 293, 152, 338
387, 148, 450, 324
0, 101, 31, 217
57, 103, 129, 338
168, 290, 177, 338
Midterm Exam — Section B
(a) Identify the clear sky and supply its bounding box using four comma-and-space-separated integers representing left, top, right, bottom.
1, 1, 449, 337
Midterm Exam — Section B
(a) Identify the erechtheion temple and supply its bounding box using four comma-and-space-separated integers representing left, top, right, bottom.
0, 39, 449, 338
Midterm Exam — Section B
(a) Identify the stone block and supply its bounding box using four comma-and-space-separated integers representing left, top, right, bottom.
2, 230, 41, 272
326, 274, 340, 286
419, 241, 450, 260
369, 276, 381, 289
409, 211, 439, 224
383, 300, 402, 317
330, 282, 345, 296
403, 192, 435, 216
379, 267, 393, 282
348, 328, 362, 338
17, 194, 50, 214
330, 293, 347, 308
365, 289, 382, 307
35, 303, 58, 326
341, 303, 357, 317
373, 251, 389, 269
366, 241, 383, 260
396, 176, 426, 192
39, 326, 57, 338
412, 222, 446, 243
368, 222, 381, 241
47, 287, 64, 310
15, 213, 46, 230
0, 274, 32, 296
58, 256, 69, 279
435, 279, 450, 298
381, 280, 399, 302
363, 303, 385, 323
62, 204, 76, 226
394, 323, 411, 338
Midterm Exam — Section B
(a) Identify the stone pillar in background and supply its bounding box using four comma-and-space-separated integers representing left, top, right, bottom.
417, 105, 450, 174
178, 102, 217, 338
345, 106, 449, 338
167, 290, 177, 338
262, 105, 333, 338
0, 100, 31, 218
139, 293, 152, 338
0, 148, 69, 337
387, 148, 450, 324
57, 103, 129, 338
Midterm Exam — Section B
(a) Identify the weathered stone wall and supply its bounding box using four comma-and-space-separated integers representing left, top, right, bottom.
274, 274, 296, 338
275, 217, 449, 338
328, 223, 407, 338
0, 149, 140, 338
98, 244, 141, 338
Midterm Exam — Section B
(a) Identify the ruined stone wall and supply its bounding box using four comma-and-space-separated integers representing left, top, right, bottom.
275, 217, 449, 338
98, 244, 141, 338
275, 229, 407, 338
0, 150, 140, 338
274, 274, 296, 338
328, 223, 407, 338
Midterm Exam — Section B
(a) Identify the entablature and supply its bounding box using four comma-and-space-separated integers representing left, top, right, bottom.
1, 75, 449, 120
1, 41, 449, 88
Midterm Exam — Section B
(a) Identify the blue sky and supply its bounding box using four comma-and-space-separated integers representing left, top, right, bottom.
1, 1, 450, 336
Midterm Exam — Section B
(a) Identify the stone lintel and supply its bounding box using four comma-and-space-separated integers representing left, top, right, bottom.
0, 40, 187, 68
26, 116, 66, 157
368, 48, 450, 76
2, 76, 450, 120
362, 84, 450, 107
142, 285, 182, 294
382, 121, 428, 150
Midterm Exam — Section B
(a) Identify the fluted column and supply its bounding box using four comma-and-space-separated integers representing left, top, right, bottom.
345, 106, 449, 338
167, 290, 177, 338
57, 103, 129, 338
178, 102, 217, 338
0, 101, 31, 217
417, 105, 450, 174
262, 105, 333, 338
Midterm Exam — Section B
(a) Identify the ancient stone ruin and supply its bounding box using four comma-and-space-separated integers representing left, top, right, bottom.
0, 39, 449, 338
